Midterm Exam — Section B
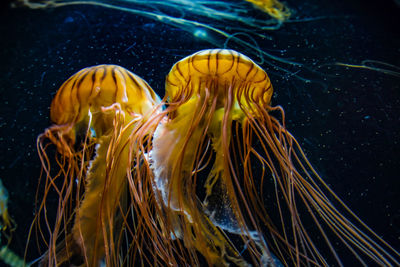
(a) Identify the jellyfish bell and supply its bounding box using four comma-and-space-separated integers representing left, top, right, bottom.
32, 64, 161, 266
46, 65, 159, 151
150, 49, 400, 266
166, 49, 273, 112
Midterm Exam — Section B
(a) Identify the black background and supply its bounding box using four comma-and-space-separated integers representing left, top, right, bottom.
0, 0, 399, 265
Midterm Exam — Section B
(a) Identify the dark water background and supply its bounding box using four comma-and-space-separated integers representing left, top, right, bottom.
0, 0, 399, 265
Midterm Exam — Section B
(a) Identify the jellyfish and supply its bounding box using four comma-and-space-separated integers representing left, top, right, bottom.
146, 49, 400, 266
29, 64, 161, 266
244, 0, 291, 21
28, 52, 400, 266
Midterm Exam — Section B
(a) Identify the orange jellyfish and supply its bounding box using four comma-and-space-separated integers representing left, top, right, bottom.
29, 65, 161, 266
145, 49, 400, 266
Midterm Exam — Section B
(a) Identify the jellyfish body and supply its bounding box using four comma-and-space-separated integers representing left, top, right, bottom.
150, 49, 400, 266
33, 65, 161, 266
151, 49, 277, 265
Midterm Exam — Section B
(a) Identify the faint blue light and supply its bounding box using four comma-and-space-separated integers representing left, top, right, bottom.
193, 28, 208, 39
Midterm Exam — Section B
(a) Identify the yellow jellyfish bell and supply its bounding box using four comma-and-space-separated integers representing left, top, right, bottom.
149, 49, 399, 266
32, 65, 161, 266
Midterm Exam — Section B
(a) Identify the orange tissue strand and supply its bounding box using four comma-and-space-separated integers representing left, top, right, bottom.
29, 64, 161, 267
244, 0, 291, 21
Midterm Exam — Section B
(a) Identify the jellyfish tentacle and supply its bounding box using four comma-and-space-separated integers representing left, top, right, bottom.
73, 109, 132, 266
151, 98, 249, 266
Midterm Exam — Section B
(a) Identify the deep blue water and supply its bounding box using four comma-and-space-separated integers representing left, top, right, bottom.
0, 0, 399, 265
